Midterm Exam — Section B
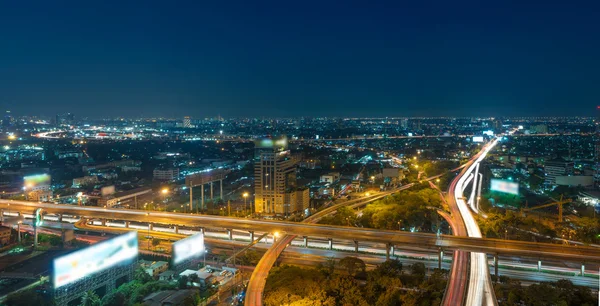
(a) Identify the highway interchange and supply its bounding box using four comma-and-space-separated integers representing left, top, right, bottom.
2, 137, 600, 305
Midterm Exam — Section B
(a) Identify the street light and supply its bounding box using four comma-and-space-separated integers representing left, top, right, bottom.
204, 248, 208, 267
161, 188, 169, 195
243, 192, 249, 216
274, 231, 280, 243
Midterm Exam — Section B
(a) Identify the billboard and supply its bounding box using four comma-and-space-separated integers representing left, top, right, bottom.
101, 185, 116, 196
23, 174, 51, 189
490, 179, 519, 196
53, 231, 138, 288
254, 136, 288, 150
172, 233, 205, 264
483, 130, 494, 136
472, 136, 484, 143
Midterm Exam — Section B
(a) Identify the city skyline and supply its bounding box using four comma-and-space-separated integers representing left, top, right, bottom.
2, 1, 600, 118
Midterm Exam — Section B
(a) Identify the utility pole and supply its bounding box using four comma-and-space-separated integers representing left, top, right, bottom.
227, 200, 231, 216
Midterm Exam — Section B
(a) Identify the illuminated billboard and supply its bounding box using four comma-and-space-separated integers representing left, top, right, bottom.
53, 231, 138, 288
483, 130, 494, 136
254, 136, 288, 150
23, 174, 51, 189
490, 179, 519, 196
472, 136, 484, 143
172, 233, 205, 264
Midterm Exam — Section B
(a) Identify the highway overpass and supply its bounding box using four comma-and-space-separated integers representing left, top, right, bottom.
1, 200, 600, 264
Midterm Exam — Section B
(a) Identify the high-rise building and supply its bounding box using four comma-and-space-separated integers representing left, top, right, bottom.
254, 137, 299, 215
2, 111, 13, 127
183, 116, 191, 128
595, 106, 600, 188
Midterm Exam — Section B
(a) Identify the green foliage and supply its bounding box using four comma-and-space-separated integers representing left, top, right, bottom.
264, 259, 446, 306
338, 256, 366, 277
495, 278, 597, 306
178, 275, 189, 289
357, 188, 442, 232
151, 238, 161, 248
236, 249, 261, 266
80, 290, 101, 306
37, 233, 63, 246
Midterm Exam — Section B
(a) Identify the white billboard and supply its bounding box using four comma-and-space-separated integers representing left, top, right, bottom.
172, 233, 205, 264
53, 231, 138, 288
472, 136, 484, 143
491, 179, 519, 196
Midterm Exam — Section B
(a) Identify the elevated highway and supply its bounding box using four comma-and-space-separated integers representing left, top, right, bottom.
1, 200, 599, 264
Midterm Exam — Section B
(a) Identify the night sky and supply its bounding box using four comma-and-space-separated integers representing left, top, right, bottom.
1, 1, 599, 118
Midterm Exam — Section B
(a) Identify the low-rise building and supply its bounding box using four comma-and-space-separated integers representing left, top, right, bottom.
320, 172, 340, 183
140, 260, 169, 278
153, 168, 180, 181
72, 175, 98, 188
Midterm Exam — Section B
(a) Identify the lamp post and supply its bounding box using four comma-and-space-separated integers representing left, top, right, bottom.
243, 193, 249, 216
204, 249, 208, 268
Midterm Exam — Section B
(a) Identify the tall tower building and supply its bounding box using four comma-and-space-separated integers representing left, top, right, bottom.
595, 106, 600, 189
183, 116, 191, 128
254, 137, 298, 215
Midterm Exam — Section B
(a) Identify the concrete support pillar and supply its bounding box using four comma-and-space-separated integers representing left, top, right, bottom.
390, 245, 395, 257
537, 260, 542, 272
1, 210, 4, 222
354, 240, 359, 253
17, 223, 21, 242
200, 227, 205, 235
303, 236, 308, 248
201, 184, 204, 211
385, 243, 391, 260
125, 221, 130, 228
494, 254, 499, 278
438, 248, 443, 269
220, 180, 223, 200
210, 182, 214, 200
174, 225, 179, 234
101, 219, 107, 226
148, 223, 153, 231
227, 229, 232, 240
57, 214, 62, 222
581, 264, 585, 276
328, 238, 333, 250
249, 231, 254, 241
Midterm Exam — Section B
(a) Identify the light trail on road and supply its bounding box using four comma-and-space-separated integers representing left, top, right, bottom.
454, 139, 499, 306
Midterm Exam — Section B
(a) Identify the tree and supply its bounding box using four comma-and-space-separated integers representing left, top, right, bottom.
178, 275, 189, 289
134, 267, 152, 283
338, 256, 366, 277
80, 290, 101, 306
152, 237, 161, 249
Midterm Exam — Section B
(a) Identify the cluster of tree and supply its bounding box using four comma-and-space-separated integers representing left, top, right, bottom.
479, 209, 600, 244
264, 258, 447, 306
494, 277, 597, 306
319, 185, 445, 233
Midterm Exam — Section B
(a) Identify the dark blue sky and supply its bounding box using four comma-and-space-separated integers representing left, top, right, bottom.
1, 1, 599, 118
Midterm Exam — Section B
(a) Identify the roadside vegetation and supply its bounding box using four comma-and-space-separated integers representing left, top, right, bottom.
319, 183, 448, 234
264, 258, 447, 306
